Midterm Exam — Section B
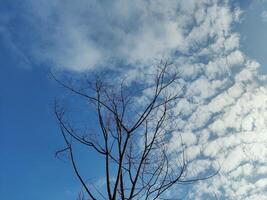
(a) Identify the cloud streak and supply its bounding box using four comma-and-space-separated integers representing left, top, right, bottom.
3, 0, 197, 71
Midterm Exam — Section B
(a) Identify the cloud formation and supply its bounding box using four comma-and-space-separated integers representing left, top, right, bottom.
3, 0, 197, 71
150, 1, 267, 199
261, 10, 267, 22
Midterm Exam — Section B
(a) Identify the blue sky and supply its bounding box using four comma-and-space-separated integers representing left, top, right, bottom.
1, 0, 267, 200
0, 50, 79, 199
237, 1, 267, 75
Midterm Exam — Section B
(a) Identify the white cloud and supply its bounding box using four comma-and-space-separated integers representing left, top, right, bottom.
122, 1, 267, 199
8, 0, 196, 71
261, 10, 267, 22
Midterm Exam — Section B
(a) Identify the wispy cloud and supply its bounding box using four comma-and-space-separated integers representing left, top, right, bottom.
3, 0, 195, 71
261, 10, 267, 22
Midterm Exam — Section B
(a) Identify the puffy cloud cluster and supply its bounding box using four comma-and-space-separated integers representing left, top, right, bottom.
155, 1, 267, 199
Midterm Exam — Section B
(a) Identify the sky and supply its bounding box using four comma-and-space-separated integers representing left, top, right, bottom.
1, 0, 267, 199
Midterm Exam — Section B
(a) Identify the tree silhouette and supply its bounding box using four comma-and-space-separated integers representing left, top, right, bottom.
52, 62, 218, 200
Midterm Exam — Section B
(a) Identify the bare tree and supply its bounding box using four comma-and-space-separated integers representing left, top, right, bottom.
52, 62, 218, 200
